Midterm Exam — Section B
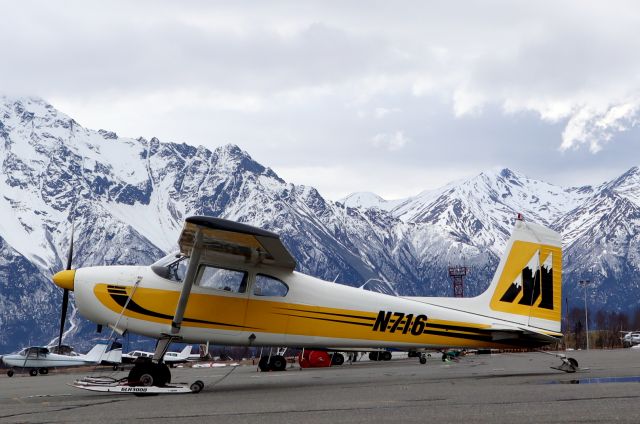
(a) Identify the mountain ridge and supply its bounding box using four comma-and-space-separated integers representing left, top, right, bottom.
0, 95, 638, 352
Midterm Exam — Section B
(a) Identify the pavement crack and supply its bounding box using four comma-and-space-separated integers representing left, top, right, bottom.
0, 399, 124, 420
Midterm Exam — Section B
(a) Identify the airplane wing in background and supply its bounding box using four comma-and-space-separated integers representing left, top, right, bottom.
178, 216, 297, 270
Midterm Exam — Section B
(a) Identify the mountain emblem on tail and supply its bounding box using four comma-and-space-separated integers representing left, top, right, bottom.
498, 250, 554, 310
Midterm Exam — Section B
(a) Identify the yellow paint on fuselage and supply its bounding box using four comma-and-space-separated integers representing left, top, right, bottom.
94, 284, 505, 348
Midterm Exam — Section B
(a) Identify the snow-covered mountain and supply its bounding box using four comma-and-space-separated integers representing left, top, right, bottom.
0, 95, 638, 352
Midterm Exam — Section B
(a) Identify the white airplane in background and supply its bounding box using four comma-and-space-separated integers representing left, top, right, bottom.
52, 214, 577, 389
1, 341, 118, 377
122, 345, 194, 367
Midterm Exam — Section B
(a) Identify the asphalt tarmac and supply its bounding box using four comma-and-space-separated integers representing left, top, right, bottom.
1, 349, 640, 423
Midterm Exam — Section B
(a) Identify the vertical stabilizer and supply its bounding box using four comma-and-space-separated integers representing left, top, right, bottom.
81, 341, 109, 363
479, 217, 562, 332
179, 345, 192, 358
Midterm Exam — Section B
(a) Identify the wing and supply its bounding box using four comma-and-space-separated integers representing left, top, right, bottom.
178, 216, 296, 270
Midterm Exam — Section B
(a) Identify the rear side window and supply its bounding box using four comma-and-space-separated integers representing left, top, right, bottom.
197, 265, 247, 293
253, 274, 289, 297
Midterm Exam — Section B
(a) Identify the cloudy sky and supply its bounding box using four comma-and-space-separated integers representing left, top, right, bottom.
2, 1, 639, 199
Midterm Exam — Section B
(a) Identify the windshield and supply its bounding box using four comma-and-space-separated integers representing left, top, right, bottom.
151, 252, 190, 282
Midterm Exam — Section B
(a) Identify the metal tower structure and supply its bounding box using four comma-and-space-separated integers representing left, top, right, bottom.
448, 266, 468, 298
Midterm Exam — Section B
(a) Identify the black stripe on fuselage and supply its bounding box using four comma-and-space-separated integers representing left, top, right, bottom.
107, 291, 252, 329
275, 307, 376, 321
275, 312, 373, 327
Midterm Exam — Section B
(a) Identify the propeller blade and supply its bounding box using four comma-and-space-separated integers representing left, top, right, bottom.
58, 220, 75, 349
58, 288, 69, 349
66, 224, 75, 271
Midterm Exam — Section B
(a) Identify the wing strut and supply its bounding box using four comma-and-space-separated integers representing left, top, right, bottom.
171, 229, 203, 334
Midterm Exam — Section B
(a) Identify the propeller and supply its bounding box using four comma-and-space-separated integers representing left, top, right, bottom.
57, 223, 74, 349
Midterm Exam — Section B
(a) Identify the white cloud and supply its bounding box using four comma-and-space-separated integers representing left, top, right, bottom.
2, 0, 640, 198
371, 131, 409, 151
374, 107, 401, 118
560, 100, 640, 153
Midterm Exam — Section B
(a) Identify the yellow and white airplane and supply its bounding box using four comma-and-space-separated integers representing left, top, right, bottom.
52, 214, 573, 387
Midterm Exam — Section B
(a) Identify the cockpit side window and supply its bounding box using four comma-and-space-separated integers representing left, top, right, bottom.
253, 274, 289, 297
151, 253, 190, 282
197, 265, 248, 293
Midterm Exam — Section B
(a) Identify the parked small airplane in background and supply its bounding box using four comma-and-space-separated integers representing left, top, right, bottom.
1, 341, 120, 377
52, 214, 575, 390
122, 345, 194, 367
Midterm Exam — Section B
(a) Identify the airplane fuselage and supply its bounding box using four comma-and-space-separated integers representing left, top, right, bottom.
73, 260, 553, 350
2, 353, 97, 368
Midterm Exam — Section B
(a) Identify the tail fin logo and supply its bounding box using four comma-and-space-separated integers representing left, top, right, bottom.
498, 251, 554, 310
489, 241, 561, 322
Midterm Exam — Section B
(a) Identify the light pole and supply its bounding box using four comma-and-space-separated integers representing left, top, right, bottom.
578, 279, 591, 350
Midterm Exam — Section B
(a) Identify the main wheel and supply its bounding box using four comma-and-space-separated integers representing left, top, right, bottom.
381, 351, 392, 361
269, 355, 287, 371
331, 353, 345, 366
258, 356, 271, 372
419, 356, 427, 364
128, 363, 170, 387
39, 368, 48, 375
369, 352, 380, 361
7, 369, 14, 377
29, 368, 38, 376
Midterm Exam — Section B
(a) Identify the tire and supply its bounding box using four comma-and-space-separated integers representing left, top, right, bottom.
258, 356, 271, 372
382, 351, 392, 361
39, 368, 48, 375
369, 352, 380, 361
128, 363, 170, 387
7, 369, 14, 377
568, 358, 579, 369
331, 353, 345, 366
158, 363, 171, 384
269, 355, 286, 371
190, 380, 204, 393
419, 356, 427, 364
29, 369, 38, 377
